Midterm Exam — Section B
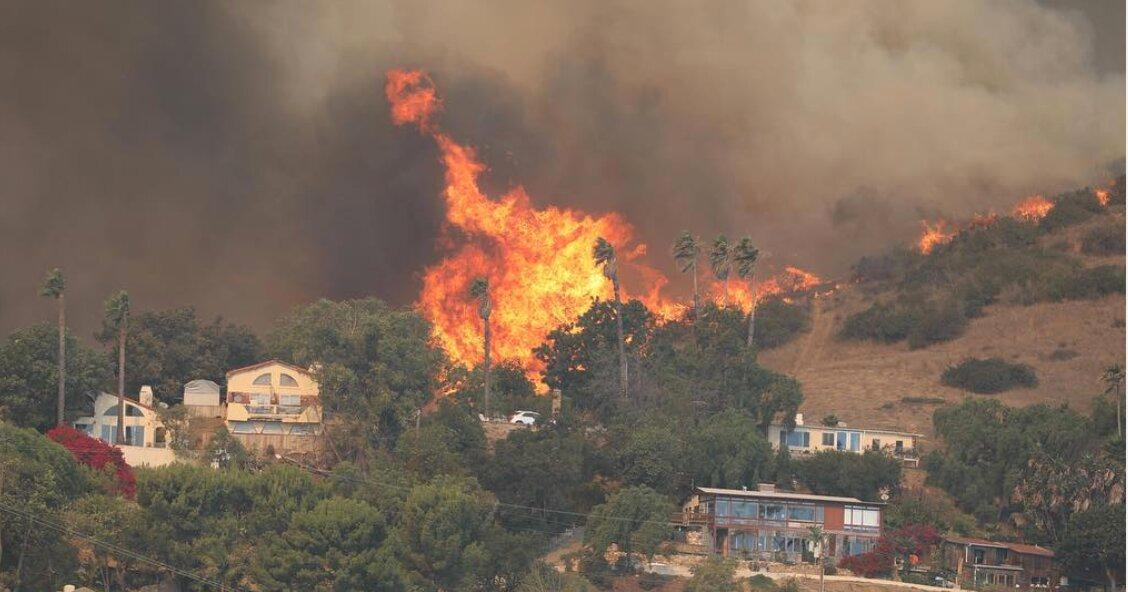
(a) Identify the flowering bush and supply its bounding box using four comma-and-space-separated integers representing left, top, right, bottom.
839, 524, 941, 579
47, 425, 136, 498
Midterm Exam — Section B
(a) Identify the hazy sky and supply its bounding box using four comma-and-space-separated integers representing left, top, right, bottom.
1, 0, 1123, 337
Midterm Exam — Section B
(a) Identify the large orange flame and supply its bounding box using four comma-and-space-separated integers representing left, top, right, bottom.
1012, 195, 1054, 221
386, 69, 823, 378
1095, 188, 1110, 206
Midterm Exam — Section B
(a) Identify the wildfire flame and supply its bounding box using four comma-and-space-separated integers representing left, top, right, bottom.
1095, 188, 1110, 206
385, 69, 823, 378
917, 220, 957, 254
1012, 195, 1054, 221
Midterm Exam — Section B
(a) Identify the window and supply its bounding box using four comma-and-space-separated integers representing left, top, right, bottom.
259, 421, 284, 434
872, 439, 881, 450
250, 393, 271, 406
849, 432, 861, 451
291, 424, 317, 436
762, 504, 786, 520
845, 506, 880, 527
732, 501, 758, 518
972, 549, 986, 565
821, 433, 835, 446
103, 404, 143, 417
843, 537, 876, 556
280, 394, 301, 406
995, 548, 1008, 564
127, 426, 145, 445
252, 373, 272, 386
716, 499, 731, 517
783, 430, 810, 448
230, 421, 255, 434
101, 425, 115, 444
280, 373, 299, 387
788, 505, 816, 521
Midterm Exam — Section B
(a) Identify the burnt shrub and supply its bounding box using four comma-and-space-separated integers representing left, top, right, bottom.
941, 357, 1038, 394
1081, 222, 1126, 255
755, 298, 812, 349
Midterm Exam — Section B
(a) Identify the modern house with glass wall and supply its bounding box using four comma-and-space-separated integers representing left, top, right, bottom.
767, 413, 923, 465
673, 484, 884, 561
73, 386, 168, 448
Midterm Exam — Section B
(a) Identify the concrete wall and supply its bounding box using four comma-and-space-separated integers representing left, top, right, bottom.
119, 445, 179, 467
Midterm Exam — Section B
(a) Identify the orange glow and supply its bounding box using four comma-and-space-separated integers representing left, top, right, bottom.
1095, 188, 1110, 206
1012, 195, 1054, 221
917, 220, 956, 254
968, 212, 999, 229
387, 69, 679, 376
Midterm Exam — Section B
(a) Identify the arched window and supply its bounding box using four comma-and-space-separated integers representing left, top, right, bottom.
252, 373, 272, 386
279, 373, 299, 387
103, 404, 144, 417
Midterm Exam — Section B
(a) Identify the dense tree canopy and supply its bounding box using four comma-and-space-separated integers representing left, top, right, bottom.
0, 324, 110, 430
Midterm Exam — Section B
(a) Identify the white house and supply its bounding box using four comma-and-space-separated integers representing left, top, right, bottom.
73, 386, 169, 449
767, 413, 922, 465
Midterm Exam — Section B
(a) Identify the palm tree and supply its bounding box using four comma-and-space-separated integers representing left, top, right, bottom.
1103, 364, 1124, 438
709, 235, 732, 306
469, 277, 492, 417
808, 525, 827, 592
672, 231, 701, 318
39, 269, 66, 426
104, 291, 131, 445
593, 237, 628, 400
732, 237, 761, 348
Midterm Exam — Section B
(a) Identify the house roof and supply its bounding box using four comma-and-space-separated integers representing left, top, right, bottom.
772, 422, 924, 438
226, 359, 310, 379
98, 392, 157, 413
695, 486, 883, 506
945, 536, 1055, 558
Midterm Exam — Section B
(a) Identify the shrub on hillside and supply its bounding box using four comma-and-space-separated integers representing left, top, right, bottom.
839, 551, 891, 578
47, 425, 136, 498
1081, 222, 1126, 256
1033, 265, 1125, 302
755, 298, 811, 349
940, 357, 1038, 394
906, 300, 970, 349
840, 303, 912, 343
1039, 190, 1104, 232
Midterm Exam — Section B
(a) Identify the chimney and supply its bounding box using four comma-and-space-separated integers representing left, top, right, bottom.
757, 483, 776, 493
139, 386, 154, 407
794, 413, 804, 426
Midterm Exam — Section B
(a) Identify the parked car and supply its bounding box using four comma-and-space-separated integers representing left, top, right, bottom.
509, 410, 541, 426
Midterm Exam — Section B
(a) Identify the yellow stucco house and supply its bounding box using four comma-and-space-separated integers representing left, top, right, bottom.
224, 360, 322, 451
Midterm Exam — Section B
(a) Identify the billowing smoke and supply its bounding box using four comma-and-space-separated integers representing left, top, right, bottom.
1, 0, 1123, 336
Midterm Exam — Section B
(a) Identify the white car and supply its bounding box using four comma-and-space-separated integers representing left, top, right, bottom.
509, 410, 541, 426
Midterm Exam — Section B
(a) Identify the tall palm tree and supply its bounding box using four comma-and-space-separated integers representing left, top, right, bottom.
672, 231, 701, 318
104, 291, 131, 444
808, 525, 827, 592
39, 268, 66, 426
709, 235, 732, 306
469, 277, 492, 417
1103, 363, 1124, 438
593, 237, 628, 400
732, 237, 761, 348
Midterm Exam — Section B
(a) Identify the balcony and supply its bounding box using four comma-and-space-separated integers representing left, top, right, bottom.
245, 404, 306, 417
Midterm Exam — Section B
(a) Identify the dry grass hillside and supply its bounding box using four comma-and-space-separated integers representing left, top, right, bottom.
760, 218, 1125, 443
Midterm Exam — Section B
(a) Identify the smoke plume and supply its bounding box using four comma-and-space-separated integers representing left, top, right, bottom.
0, 0, 1123, 336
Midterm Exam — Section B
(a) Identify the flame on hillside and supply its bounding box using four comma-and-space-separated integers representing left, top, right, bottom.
1012, 195, 1054, 221
385, 69, 823, 378
1095, 188, 1110, 206
917, 220, 957, 254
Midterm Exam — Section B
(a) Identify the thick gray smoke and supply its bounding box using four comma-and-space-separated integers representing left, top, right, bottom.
1, 0, 1123, 336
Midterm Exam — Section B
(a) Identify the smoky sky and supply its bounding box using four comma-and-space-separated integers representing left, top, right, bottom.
1, 0, 1123, 338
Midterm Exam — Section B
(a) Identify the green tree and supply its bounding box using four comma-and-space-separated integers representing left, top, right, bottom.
255, 497, 404, 591
395, 475, 508, 590
685, 556, 739, 592
0, 324, 110, 431
395, 400, 487, 481
67, 493, 159, 592
1102, 364, 1124, 439
102, 291, 131, 444
517, 562, 595, 592
39, 268, 67, 426
709, 235, 733, 307
1057, 504, 1124, 592
732, 237, 761, 348
450, 361, 541, 418
794, 450, 902, 502
593, 237, 628, 400
584, 486, 673, 567
469, 277, 494, 417
268, 298, 446, 456
673, 231, 702, 317
618, 422, 686, 496
685, 410, 773, 489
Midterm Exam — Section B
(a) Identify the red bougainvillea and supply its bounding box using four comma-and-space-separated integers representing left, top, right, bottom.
47, 425, 136, 499
839, 524, 941, 579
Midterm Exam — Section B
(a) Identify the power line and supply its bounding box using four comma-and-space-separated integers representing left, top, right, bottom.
0, 501, 246, 592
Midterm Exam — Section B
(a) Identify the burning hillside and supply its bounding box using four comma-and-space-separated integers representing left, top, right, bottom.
385, 70, 821, 376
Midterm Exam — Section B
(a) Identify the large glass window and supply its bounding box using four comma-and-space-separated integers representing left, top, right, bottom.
788, 505, 816, 521
845, 507, 880, 527
280, 394, 301, 407
821, 432, 835, 446
104, 405, 143, 417
716, 499, 731, 517
260, 422, 284, 434
127, 426, 144, 445
732, 501, 758, 518
785, 430, 810, 448
101, 425, 115, 443
849, 432, 861, 451
252, 373, 272, 386
230, 421, 254, 434
762, 504, 786, 520
279, 373, 299, 387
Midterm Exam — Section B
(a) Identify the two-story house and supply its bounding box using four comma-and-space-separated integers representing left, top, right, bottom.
938, 536, 1060, 590
674, 484, 884, 562
767, 413, 923, 465
224, 360, 322, 453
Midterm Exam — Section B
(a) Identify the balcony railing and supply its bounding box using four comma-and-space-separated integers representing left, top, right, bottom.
245, 404, 306, 416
